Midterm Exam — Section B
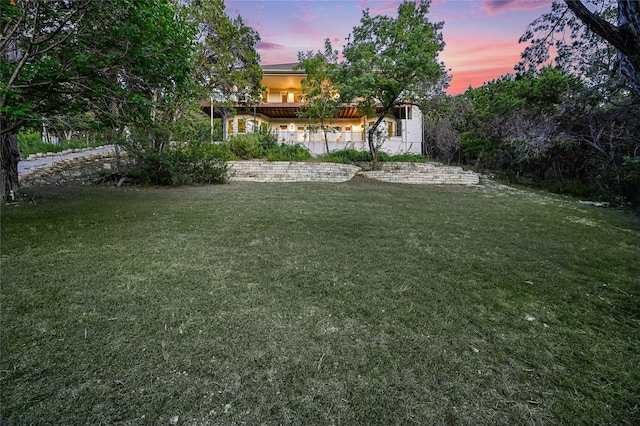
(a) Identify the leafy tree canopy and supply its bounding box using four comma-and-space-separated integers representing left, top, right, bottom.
295, 39, 341, 153
339, 0, 448, 165
1, 0, 195, 133
182, 0, 263, 105
518, 0, 640, 95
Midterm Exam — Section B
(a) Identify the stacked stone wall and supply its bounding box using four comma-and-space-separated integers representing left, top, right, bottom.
20, 154, 128, 187
360, 162, 480, 185
227, 161, 361, 183
19, 154, 480, 187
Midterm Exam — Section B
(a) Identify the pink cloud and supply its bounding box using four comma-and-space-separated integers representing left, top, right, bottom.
481, 0, 551, 15
257, 41, 284, 51
361, 0, 404, 15
296, 4, 317, 21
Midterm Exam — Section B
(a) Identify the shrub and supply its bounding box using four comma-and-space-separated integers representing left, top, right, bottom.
327, 149, 372, 163
229, 133, 264, 159
459, 133, 493, 161
256, 124, 278, 151
266, 144, 311, 162
124, 121, 229, 186
128, 146, 228, 186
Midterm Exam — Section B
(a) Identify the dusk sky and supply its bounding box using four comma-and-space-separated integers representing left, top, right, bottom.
224, 0, 554, 94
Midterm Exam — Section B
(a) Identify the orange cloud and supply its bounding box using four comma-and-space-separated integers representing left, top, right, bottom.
441, 36, 523, 94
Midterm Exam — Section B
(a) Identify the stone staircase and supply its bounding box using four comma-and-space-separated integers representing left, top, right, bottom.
228, 161, 479, 185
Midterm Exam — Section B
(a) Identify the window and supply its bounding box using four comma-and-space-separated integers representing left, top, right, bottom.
237, 119, 246, 133
297, 127, 305, 131
345, 126, 352, 131
399, 106, 412, 120
281, 92, 295, 103
227, 119, 233, 135
279, 125, 288, 130
387, 121, 393, 137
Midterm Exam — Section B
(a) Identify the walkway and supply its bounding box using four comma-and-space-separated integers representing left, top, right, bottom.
18, 146, 117, 175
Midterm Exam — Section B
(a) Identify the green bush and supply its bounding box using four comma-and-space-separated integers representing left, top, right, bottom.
459, 133, 493, 160
124, 121, 229, 186
324, 149, 399, 164
128, 146, 228, 186
266, 144, 311, 162
229, 133, 264, 159
389, 153, 426, 163
256, 124, 278, 150
327, 149, 372, 163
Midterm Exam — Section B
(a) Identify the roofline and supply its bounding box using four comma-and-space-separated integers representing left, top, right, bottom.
261, 63, 304, 73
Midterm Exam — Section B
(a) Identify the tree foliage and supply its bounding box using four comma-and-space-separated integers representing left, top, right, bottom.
1, 0, 264, 199
518, 0, 640, 95
1, 0, 196, 199
340, 0, 447, 167
182, 0, 262, 105
461, 67, 582, 167
296, 39, 341, 154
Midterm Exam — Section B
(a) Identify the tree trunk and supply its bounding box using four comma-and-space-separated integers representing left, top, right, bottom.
367, 127, 378, 169
1, 130, 21, 201
322, 126, 330, 154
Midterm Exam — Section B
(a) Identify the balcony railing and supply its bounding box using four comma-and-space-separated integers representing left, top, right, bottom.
276, 130, 365, 144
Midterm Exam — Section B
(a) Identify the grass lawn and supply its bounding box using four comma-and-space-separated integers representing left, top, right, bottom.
1, 179, 639, 424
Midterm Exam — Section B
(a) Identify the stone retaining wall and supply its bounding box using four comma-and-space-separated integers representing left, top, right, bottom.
360, 162, 480, 185
227, 161, 361, 183
20, 154, 127, 187
19, 154, 480, 187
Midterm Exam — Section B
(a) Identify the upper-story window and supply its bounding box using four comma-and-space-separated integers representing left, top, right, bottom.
398, 105, 413, 120
280, 92, 303, 103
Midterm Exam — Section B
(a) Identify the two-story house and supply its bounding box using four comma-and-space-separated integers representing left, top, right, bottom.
205, 63, 424, 155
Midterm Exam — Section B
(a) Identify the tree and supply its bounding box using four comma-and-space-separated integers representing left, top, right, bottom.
461, 67, 582, 170
565, 0, 640, 93
518, 0, 640, 95
1, 0, 195, 200
340, 0, 447, 167
295, 39, 341, 154
183, 0, 262, 105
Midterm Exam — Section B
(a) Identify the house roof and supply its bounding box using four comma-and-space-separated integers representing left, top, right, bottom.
261, 63, 301, 72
